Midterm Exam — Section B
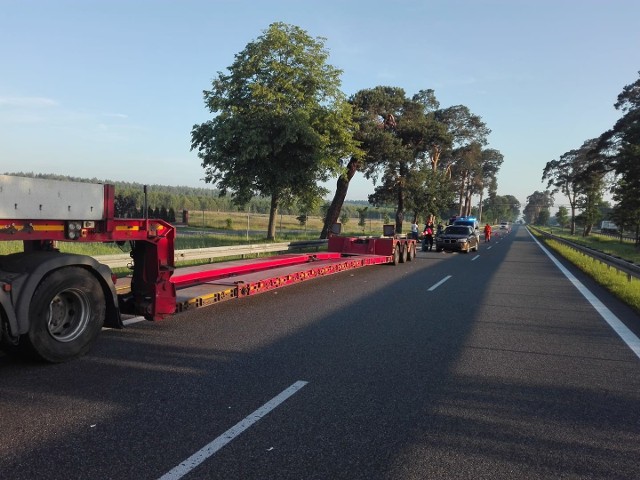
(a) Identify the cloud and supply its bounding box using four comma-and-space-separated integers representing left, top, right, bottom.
0, 96, 59, 108
0, 95, 133, 134
103, 113, 129, 119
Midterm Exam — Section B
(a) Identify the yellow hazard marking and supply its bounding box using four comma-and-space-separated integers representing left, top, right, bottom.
175, 287, 237, 312
33, 225, 65, 232
0, 224, 65, 232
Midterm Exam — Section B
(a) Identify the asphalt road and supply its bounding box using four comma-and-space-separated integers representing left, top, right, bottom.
2, 226, 640, 480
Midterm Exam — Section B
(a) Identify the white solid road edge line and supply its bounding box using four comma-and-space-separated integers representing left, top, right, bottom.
158, 380, 309, 480
528, 230, 640, 360
428, 275, 452, 292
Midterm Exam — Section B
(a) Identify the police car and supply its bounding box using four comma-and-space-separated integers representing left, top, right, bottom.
453, 216, 480, 242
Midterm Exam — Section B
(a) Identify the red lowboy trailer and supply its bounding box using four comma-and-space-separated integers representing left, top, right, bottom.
0, 175, 415, 362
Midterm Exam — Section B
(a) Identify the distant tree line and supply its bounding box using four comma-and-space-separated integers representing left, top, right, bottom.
480, 195, 521, 224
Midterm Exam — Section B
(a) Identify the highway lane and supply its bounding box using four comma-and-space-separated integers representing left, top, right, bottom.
1, 226, 640, 479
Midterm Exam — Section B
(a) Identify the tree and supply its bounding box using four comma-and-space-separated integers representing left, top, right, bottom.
610, 178, 640, 245
449, 142, 483, 216
320, 152, 362, 239
577, 167, 605, 236
523, 190, 553, 225
296, 214, 307, 227
114, 193, 138, 218
596, 72, 640, 242
348, 86, 409, 233
555, 206, 569, 228
191, 22, 360, 240
356, 207, 368, 230
403, 166, 455, 224
411, 89, 452, 173
476, 148, 504, 222
362, 88, 442, 233
433, 106, 491, 216
320, 88, 447, 239
482, 194, 520, 224
318, 86, 405, 239
536, 209, 550, 226
542, 138, 603, 235
434, 105, 491, 174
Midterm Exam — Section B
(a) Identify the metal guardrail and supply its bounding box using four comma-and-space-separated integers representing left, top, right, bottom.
95, 239, 328, 269
529, 226, 640, 281
593, 230, 637, 243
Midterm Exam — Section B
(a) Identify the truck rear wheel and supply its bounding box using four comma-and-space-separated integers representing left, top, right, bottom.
392, 246, 400, 265
399, 244, 408, 263
25, 267, 105, 363
406, 243, 416, 261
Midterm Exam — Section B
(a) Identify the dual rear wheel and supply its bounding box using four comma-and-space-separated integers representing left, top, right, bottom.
22, 267, 105, 363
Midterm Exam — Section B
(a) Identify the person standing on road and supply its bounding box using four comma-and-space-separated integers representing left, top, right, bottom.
410, 220, 419, 240
422, 215, 435, 251
484, 223, 492, 242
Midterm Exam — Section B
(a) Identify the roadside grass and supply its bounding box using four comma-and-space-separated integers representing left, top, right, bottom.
538, 227, 640, 265
189, 210, 326, 232
187, 210, 389, 237
532, 231, 640, 314
0, 240, 127, 256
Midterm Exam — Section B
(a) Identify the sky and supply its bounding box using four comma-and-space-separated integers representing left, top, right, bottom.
1, 0, 639, 212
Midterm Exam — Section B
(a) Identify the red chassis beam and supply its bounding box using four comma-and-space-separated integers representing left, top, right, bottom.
0, 217, 177, 321
170, 252, 344, 289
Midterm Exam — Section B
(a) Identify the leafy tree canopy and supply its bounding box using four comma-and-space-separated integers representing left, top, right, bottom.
191, 22, 361, 239
523, 190, 553, 225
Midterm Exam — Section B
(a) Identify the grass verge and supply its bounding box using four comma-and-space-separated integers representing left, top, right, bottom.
538, 227, 640, 265
531, 230, 640, 314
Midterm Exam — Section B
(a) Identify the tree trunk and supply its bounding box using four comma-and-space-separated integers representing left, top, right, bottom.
464, 190, 472, 216
584, 223, 593, 236
395, 186, 405, 234
457, 173, 467, 216
266, 193, 279, 241
320, 158, 359, 239
431, 145, 442, 171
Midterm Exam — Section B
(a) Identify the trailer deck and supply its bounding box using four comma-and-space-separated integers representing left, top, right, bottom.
117, 251, 394, 315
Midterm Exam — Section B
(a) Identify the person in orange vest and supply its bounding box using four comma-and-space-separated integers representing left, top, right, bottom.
484, 223, 492, 242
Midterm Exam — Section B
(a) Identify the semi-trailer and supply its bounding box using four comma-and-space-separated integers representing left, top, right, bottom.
0, 175, 416, 362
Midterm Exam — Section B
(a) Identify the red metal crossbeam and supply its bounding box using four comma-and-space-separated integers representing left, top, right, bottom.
170, 252, 344, 289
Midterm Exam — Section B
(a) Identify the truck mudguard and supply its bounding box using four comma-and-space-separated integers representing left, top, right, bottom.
0, 251, 122, 336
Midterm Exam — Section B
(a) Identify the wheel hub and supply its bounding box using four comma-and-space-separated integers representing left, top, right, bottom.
47, 289, 91, 343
